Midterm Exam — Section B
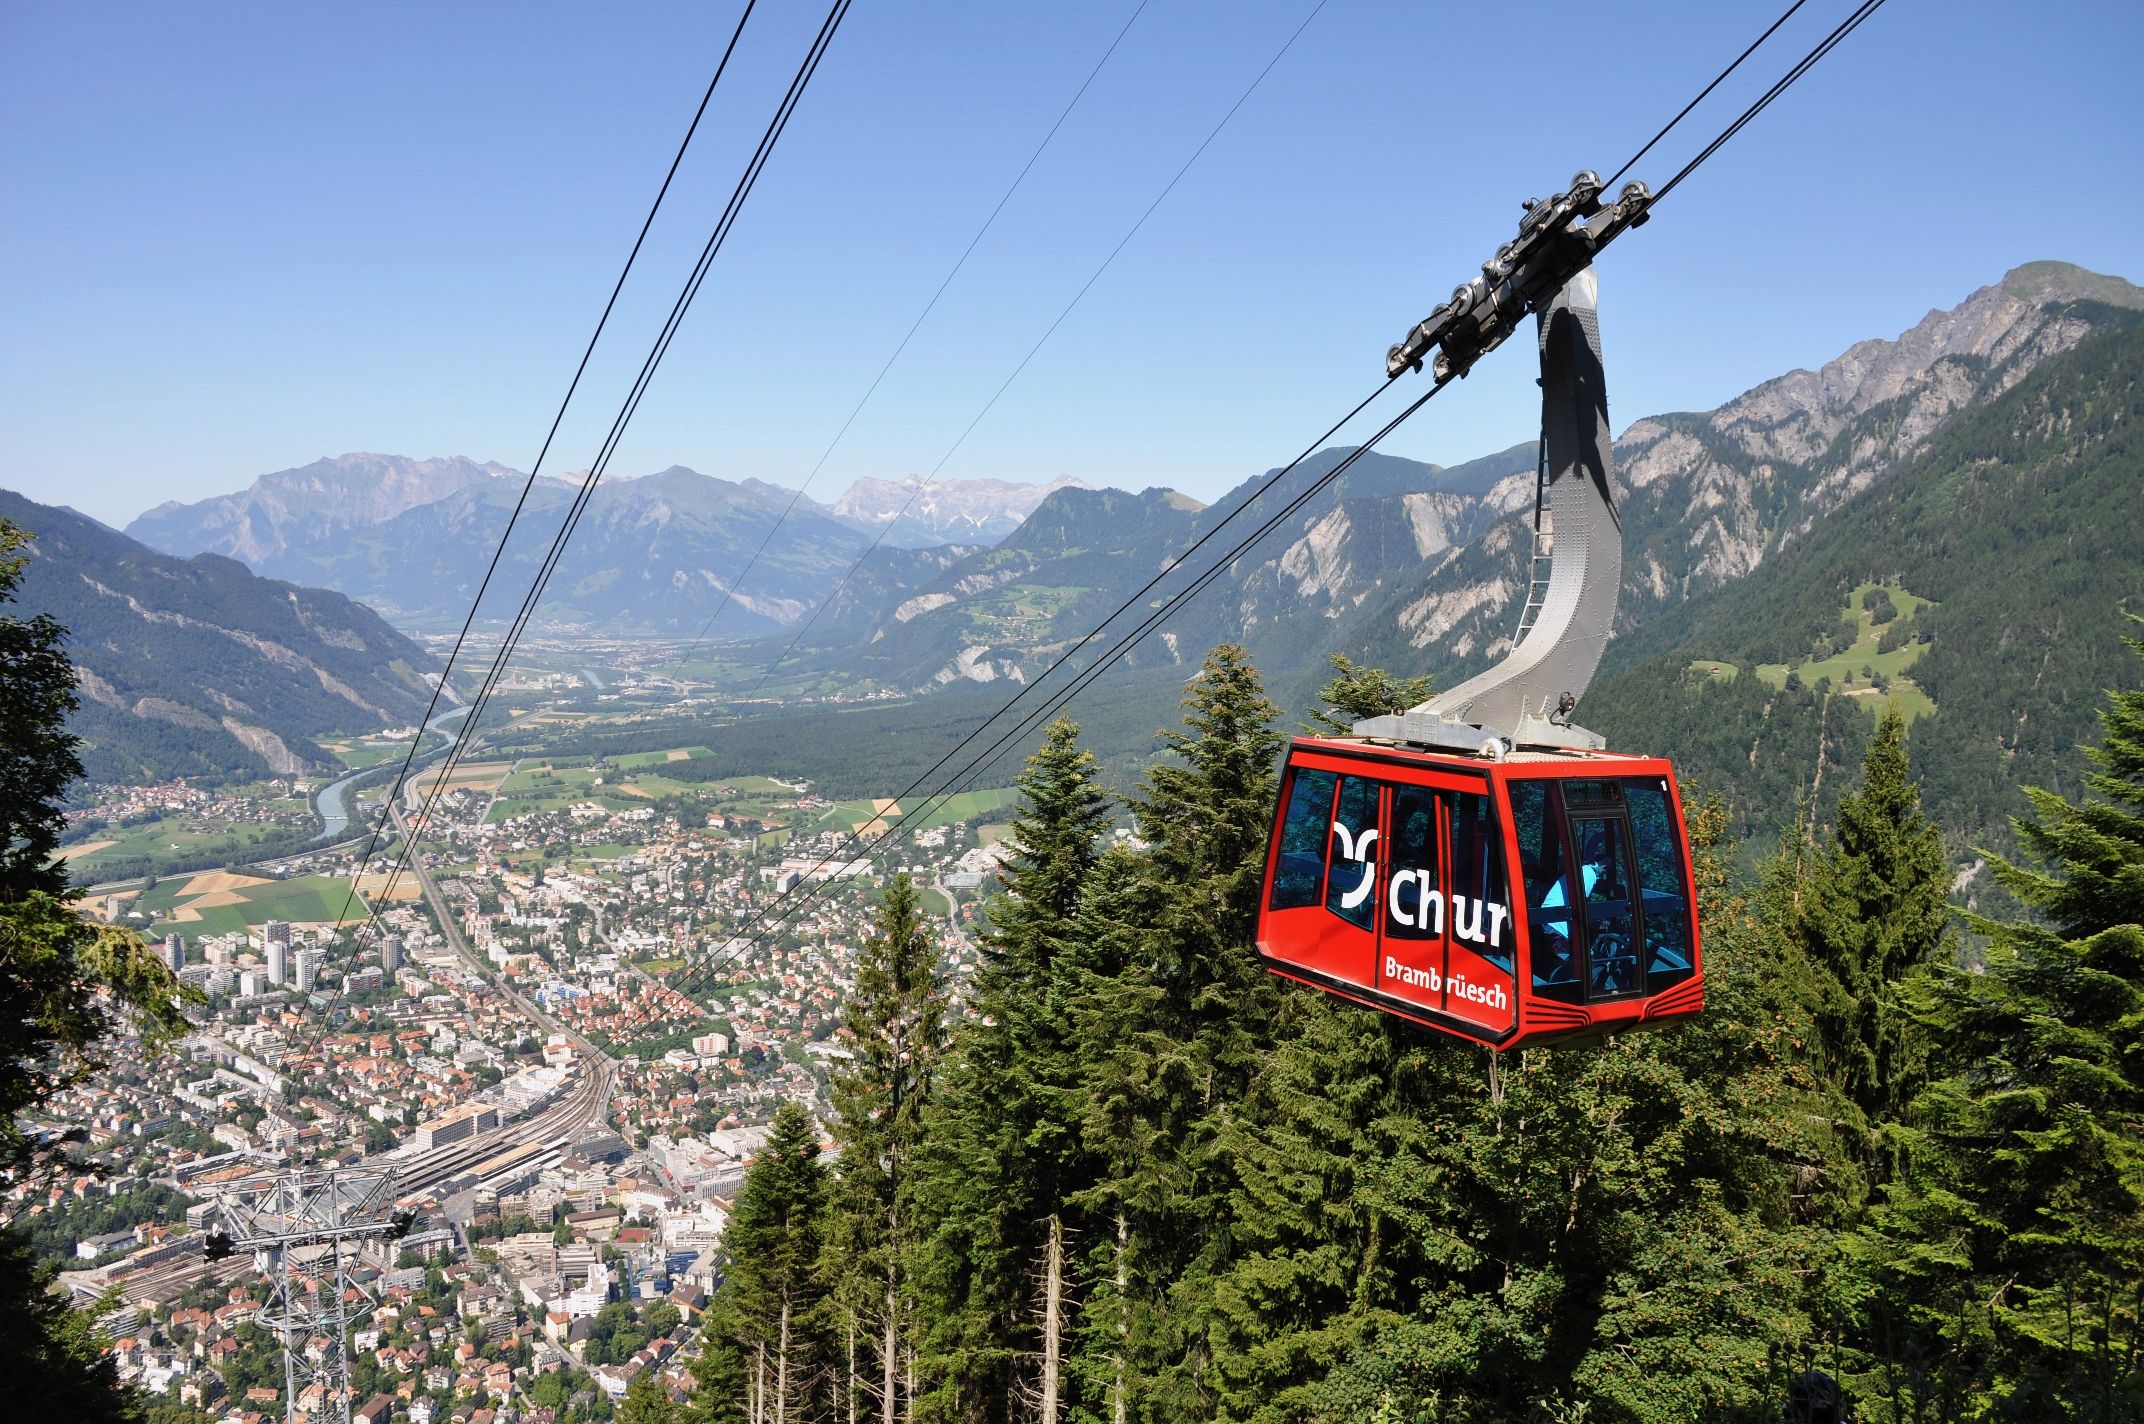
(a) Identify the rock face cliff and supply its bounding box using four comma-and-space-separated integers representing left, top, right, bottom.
793, 262, 2141, 699
1266, 261, 2143, 688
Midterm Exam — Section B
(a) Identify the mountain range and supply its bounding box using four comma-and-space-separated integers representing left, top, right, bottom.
63, 259, 2144, 861
776, 261, 2141, 697
126, 460, 1086, 636
0, 490, 441, 783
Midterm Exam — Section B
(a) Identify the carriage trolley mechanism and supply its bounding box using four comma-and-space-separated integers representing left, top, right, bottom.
1254, 171, 1705, 1051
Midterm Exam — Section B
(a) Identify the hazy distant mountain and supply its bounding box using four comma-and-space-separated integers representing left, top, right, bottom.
0, 488, 439, 783
129, 453, 518, 569
127, 461, 1077, 636
830, 474, 1091, 547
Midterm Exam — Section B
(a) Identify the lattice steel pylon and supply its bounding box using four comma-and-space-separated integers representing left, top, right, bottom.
206, 1165, 412, 1424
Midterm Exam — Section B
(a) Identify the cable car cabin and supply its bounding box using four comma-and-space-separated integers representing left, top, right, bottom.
1256, 737, 1703, 1050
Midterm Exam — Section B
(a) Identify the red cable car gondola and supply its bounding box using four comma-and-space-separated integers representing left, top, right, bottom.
1255, 173, 1702, 1049
1257, 740, 1702, 1048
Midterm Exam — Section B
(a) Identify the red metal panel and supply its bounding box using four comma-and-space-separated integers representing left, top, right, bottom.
1258, 740, 1704, 1051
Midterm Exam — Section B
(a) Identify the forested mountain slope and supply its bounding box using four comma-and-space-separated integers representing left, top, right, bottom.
0, 490, 439, 782
1585, 312, 2144, 859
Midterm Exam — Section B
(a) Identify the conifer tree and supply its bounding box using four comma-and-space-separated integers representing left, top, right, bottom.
1114, 644, 1288, 1410
0, 520, 190, 1420
1056, 847, 1181, 1424
828, 874, 945, 1424
1865, 619, 2144, 1418
1796, 706, 1950, 1126
1305, 652, 1435, 735
621, 1368, 683, 1424
694, 1101, 829, 1424
1308, 799, 1846, 1421
916, 718, 1111, 1418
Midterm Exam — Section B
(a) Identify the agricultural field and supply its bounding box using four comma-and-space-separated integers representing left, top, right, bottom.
321, 738, 408, 770
61, 785, 319, 882
132, 872, 383, 938
814, 787, 1020, 835
1692, 582, 1939, 723
610, 746, 715, 769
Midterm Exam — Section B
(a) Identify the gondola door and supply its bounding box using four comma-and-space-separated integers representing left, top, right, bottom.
1565, 806, 1642, 1001
1373, 782, 1517, 1041
1260, 744, 1519, 1047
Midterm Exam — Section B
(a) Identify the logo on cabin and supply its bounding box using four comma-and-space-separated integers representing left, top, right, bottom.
1331, 819, 1511, 950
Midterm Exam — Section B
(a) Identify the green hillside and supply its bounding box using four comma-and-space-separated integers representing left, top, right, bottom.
1590, 315, 2144, 853
0, 489, 440, 783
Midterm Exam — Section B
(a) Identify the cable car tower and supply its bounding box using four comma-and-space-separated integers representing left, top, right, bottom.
1257, 172, 1709, 1050
204, 1165, 415, 1424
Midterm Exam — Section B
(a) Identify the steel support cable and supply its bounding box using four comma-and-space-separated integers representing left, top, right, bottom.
292, 0, 848, 1060
744, 0, 1333, 701
1650, 0, 1889, 204
597, 378, 1398, 1045
668, 0, 1155, 675
312, 0, 761, 948
637, 383, 1443, 1026
666, 382, 1393, 979
356, 0, 852, 915
1604, 0, 1809, 187
650, 0, 1907, 1004
601, 0, 1902, 1042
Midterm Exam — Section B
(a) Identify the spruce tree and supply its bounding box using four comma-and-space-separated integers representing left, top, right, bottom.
1305, 652, 1434, 736
620, 1368, 682, 1424
1866, 619, 2144, 1418
693, 1101, 829, 1424
1797, 706, 1950, 1126
1308, 799, 1846, 1422
916, 718, 1111, 1419
828, 874, 945, 1424
1120, 644, 1288, 1412
1057, 847, 1181, 1424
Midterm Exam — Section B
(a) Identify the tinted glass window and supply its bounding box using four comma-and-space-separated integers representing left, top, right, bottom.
1512, 781, 1580, 998
1325, 776, 1380, 930
1624, 778, 1695, 984
1573, 818, 1639, 997
1447, 791, 1511, 970
1269, 768, 1336, 910
1385, 786, 1440, 940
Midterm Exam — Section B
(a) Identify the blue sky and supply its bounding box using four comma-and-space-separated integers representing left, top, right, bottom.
5, 0, 2141, 528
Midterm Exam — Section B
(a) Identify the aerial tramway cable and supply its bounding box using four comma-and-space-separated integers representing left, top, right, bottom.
309, 0, 761, 959
659, 384, 1444, 1007
353, 0, 854, 924
293, 0, 851, 1056
613, 0, 1901, 1027
668, 0, 1156, 675
741, 0, 1333, 700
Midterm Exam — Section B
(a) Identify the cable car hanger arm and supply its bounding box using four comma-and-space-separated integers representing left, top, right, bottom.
1356, 171, 1651, 758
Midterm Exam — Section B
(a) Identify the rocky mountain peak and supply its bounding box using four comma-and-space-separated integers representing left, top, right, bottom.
832, 474, 1093, 546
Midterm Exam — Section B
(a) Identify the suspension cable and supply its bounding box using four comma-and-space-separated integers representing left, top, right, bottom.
627, 0, 1905, 1019
293, 0, 851, 1059
667, 0, 1155, 675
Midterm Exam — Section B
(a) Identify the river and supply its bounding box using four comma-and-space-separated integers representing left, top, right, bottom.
312, 703, 472, 843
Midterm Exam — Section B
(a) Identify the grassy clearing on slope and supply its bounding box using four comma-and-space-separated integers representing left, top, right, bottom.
1704, 582, 1940, 724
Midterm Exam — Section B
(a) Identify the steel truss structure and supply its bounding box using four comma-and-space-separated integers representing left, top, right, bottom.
209, 1165, 409, 1424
